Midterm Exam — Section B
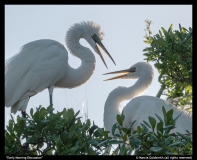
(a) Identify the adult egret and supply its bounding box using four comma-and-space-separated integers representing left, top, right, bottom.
103, 62, 192, 135
5, 21, 116, 114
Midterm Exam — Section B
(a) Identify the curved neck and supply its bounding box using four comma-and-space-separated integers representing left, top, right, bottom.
104, 69, 153, 132
55, 25, 96, 88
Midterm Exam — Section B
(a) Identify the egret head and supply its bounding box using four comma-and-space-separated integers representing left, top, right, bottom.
66, 21, 116, 68
81, 21, 116, 68
103, 62, 154, 81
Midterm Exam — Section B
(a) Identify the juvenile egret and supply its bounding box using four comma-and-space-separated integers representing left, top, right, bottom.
5, 21, 116, 114
103, 62, 192, 135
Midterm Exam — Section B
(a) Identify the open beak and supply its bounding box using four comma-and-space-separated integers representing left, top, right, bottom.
103, 68, 135, 81
92, 34, 116, 69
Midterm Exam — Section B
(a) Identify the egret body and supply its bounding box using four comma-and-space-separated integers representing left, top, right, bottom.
5, 21, 116, 114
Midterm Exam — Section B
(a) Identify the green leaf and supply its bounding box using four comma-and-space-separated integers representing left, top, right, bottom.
155, 113, 163, 123
10, 114, 14, 122
186, 108, 192, 113
137, 126, 142, 134
33, 110, 39, 121
150, 147, 163, 152
55, 111, 64, 119
74, 110, 80, 118
8, 119, 13, 128
186, 136, 191, 143
174, 112, 182, 121
154, 63, 163, 69
157, 121, 164, 133
112, 145, 120, 155
89, 125, 98, 136
143, 53, 150, 57
159, 30, 163, 37
27, 136, 38, 144
68, 108, 74, 118
162, 106, 167, 124
120, 144, 126, 155
128, 120, 136, 129
128, 133, 139, 139
96, 128, 104, 136
16, 116, 21, 124
88, 139, 99, 146
161, 27, 167, 34
185, 130, 191, 135
108, 140, 124, 144
97, 139, 109, 147
51, 134, 59, 143
149, 116, 156, 130
14, 118, 24, 138
62, 108, 67, 119
169, 24, 173, 30
163, 125, 175, 130
18, 118, 26, 134
60, 131, 68, 142
140, 123, 150, 132
176, 132, 186, 139
39, 108, 46, 120
130, 138, 141, 146
150, 133, 158, 142
81, 119, 90, 130
102, 130, 109, 138
179, 24, 182, 32
38, 142, 44, 149
93, 129, 102, 137
56, 138, 62, 154
121, 127, 128, 133
143, 120, 151, 128
157, 130, 163, 138
168, 141, 183, 147
112, 123, 117, 136
30, 108, 34, 118
116, 114, 123, 126
69, 145, 80, 153
69, 122, 81, 135
166, 109, 173, 122
165, 136, 174, 146
114, 134, 120, 137
122, 134, 127, 142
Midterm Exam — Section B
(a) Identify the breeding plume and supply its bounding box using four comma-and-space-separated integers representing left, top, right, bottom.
5, 21, 116, 114
103, 62, 192, 135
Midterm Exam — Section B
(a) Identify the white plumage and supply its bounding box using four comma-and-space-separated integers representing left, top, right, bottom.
5, 21, 116, 114
103, 62, 192, 135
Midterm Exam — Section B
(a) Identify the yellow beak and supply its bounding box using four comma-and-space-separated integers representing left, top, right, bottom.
103, 68, 134, 81
92, 34, 116, 69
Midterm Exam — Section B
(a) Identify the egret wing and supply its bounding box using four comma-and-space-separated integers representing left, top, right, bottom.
5, 39, 68, 107
123, 96, 192, 133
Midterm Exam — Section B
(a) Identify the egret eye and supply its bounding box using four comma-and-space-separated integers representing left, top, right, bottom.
91, 34, 101, 44
129, 67, 136, 72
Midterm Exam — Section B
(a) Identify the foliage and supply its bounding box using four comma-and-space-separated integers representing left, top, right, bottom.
5, 105, 109, 155
143, 19, 192, 111
105, 106, 192, 155
5, 106, 192, 155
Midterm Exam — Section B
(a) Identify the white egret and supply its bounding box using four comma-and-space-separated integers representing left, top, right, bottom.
103, 61, 192, 135
5, 21, 116, 114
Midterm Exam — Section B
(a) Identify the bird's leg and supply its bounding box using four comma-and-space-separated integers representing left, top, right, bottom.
21, 110, 26, 118
50, 94, 52, 105
21, 111, 30, 151
48, 86, 54, 105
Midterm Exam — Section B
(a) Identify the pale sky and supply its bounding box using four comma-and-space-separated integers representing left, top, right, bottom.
5, 5, 192, 129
